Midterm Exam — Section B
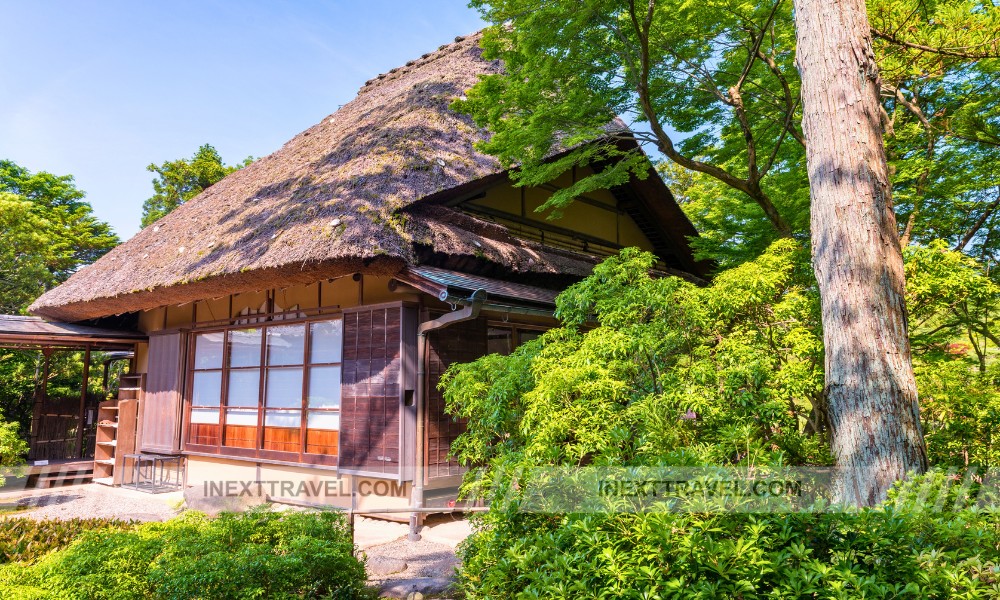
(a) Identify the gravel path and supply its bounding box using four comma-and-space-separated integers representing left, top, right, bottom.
364, 536, 460, 598
364, 536, 459, 578
3, 483, 181, 522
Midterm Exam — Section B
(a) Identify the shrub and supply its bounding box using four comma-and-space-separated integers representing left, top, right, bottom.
0, 518, 133, 564
444, 241, 830, 491
0, 409, 28, 486
0, 507, 372, 600
445, 243, 1000, 598
458, 498, 1000, 598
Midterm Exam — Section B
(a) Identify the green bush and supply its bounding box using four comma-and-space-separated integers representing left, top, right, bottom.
458, 493, 1000, 599
0, 407, 28, 486
0, 518, 133, 564
444, 243, 1000, 598
444, 241, 830, 489
0, 508, 372, 600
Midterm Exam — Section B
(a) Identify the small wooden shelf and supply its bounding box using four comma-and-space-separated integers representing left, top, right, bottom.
93, 375, 143, 486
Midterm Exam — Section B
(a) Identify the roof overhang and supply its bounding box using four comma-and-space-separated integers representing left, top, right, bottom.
0, 315, 146, 351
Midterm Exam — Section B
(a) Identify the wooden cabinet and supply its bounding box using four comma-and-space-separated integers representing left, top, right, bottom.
93, 375, 141, 485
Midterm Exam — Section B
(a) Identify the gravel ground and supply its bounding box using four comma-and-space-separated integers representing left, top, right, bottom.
357, 514, 470, 598
3, 483, 181, 522
364, 536, 460, 598
363, 536, 459, 579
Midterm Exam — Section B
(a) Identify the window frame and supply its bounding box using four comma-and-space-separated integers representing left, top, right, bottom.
183, 310, 344, 466
485, 321, 549, 356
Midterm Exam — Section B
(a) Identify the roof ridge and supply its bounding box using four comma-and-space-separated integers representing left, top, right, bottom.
357, 31, 482, 95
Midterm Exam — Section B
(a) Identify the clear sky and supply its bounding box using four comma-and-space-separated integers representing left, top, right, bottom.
0, 1, 485, 240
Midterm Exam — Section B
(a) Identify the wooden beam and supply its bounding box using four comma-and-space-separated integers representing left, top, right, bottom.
29, 350, 51, 461
76, 344, 91, 459
461, 203, 625, 251
535, 183, 624, 214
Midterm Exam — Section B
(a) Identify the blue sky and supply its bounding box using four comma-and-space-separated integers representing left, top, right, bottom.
0, 1, 485, 239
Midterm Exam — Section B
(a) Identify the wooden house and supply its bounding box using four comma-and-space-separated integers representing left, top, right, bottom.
20, 33, 708, 536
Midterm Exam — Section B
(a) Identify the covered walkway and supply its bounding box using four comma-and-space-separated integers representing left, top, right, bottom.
0, 315, 145, 462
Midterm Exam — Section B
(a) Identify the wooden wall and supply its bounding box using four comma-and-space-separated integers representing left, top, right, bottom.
425, 316, 488, 480
338, 303, 417, 479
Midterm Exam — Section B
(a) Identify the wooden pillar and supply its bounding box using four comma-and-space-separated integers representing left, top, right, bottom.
76, 344, 91, 459
102, 360, 111, 395
28, 349, 52, 461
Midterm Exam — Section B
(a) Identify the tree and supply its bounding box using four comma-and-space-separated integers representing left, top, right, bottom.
870, 0, 1000, 257
0, 160, 119, 286
460, 0, 809, 241
0, 161, 118, 440
792, 0, 927, 504
0, 193, 51, 314
904, 242, 1000, 467
459, 0, 1000, 505
141, 144, 252, 227
905, 241, 1000, 375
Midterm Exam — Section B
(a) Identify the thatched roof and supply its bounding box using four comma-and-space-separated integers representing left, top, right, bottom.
30, 33, 700, 322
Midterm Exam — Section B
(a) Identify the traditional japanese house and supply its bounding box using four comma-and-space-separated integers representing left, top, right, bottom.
20, 33, 709, 536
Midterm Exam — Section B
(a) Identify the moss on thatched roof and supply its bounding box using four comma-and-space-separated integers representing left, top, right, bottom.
29, 33, 688, 322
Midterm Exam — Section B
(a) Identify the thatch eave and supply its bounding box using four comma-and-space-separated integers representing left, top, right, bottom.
30, 256, 408, 323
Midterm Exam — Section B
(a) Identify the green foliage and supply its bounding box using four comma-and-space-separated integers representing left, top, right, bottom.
446, 244, 1000, 597
0, 518, 133, 565
460, 0, 1000, 268
444, 241, 829, 505
140, 144, 252, 227
906, 240, 1000, 372
917, 359, 1000, 467
902, 241, 1000, 466
457, 487, 1000, 599
0, 508, 371, 600
0, 160, 118, 310
871, 0, 1000, 259
0, 411, 28, 486
0, 194, 51, 314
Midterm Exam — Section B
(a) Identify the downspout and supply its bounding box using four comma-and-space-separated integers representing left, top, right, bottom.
409, 288, 486, 541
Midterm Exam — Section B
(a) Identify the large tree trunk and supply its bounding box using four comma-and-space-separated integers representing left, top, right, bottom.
792, 0, 928, 505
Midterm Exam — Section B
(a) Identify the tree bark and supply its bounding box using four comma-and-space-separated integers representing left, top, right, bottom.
792, 0, 928, 505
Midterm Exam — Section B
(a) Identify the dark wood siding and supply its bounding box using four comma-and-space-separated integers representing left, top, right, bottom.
141, 332, 186, 453
339, 303, 417, 479
426, 316, 487, 480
